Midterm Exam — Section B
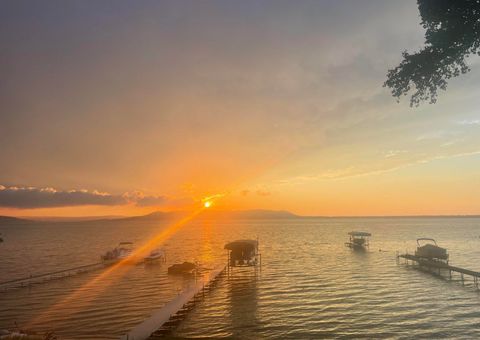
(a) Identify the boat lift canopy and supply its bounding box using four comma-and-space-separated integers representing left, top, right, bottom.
224, 239, 258, 252
119, 241, 134, 245
225, 239, 260, 267
348, 231, 371, 237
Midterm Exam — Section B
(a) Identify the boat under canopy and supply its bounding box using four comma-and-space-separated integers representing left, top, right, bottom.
345, 231, 371, 249
225, 239, 260, 267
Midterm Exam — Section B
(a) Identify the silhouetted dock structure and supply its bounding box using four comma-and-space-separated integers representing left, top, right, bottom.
121, 265, 226, 340
397, 253, 480, 289
0, 262, 106, 291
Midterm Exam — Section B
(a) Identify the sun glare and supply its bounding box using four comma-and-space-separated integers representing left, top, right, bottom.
204, 201, 212, 208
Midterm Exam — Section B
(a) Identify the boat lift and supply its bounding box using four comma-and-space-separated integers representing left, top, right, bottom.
345, 231, 371, 250
224, 239, 261, 270
397, 238, 480, 290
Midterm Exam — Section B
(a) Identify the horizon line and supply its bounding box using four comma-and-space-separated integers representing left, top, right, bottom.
3, 211, 480, 222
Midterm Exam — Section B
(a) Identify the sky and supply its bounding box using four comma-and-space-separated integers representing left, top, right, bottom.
1, 0, 480, 217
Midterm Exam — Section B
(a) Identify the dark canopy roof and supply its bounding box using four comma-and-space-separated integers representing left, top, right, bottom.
224, 239, 258, 251
348, 231, 371, 237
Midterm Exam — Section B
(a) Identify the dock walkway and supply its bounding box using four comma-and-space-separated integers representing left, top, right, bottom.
0, 262, 106, 290
121, 265, 226, 340
397, 253, 480, 289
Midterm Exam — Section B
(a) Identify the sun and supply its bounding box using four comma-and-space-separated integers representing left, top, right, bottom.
204, 201, 212, 208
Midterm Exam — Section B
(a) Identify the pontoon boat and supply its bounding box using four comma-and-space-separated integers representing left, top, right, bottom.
415, 238, 448, 262
101, 242, 134, 264
144, 248, 166, 264
167, 262, 196, 275
345, 231, 371, 250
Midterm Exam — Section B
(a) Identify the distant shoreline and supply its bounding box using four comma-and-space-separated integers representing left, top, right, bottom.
2, 210, 480, 225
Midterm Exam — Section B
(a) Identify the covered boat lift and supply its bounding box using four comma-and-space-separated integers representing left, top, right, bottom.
345, 231, 371, 250
224, 239, 261, 268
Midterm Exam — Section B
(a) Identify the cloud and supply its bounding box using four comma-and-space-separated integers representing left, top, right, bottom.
256, 190, 271, 197
458, 119, 480, 126
0, 185, 193, 209
277, 149, 480, 184
121, 191, 167, 207
416, 130, 449, 141
123, 190, 193, 207
202, 193, 226, 203
132, 196, 169, 207
0, 185, 125, 209
241, 190, 250, 196
239, 188, 271, 196
384, 150, 407, 158
441, 139, 464, 147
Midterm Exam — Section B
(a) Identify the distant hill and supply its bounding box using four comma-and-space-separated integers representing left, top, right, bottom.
126, 209, 300, 221
30, 215, 125, 222
119, 210, 185, 222
94, 209, 300, 222
0, 216, 35, 225
5, 211, 479, 226
0, 209, 301, 226
198, 209, 300, 220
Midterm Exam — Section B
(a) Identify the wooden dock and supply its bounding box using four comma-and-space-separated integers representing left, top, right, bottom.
121, 265, 226, 340
0, 262, 107, 291
397, 253, 480, 289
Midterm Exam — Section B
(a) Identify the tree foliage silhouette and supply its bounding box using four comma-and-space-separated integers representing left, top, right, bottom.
384, 0, 480, 106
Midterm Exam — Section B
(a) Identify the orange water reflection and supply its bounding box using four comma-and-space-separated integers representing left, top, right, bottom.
27, 207, 206, 328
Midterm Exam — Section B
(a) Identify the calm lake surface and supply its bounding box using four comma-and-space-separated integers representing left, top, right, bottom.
1, 217, 480, 339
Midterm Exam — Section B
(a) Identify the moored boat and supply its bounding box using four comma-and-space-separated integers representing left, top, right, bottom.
225, 239, 260, 267
101, 242, 134, 264
167, 262, 196, 275
415, 238, 448, 262
345, 231, 371, 250
144, 248, 166, 264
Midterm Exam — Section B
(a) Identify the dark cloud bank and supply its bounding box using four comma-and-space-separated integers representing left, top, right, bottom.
0, 185, 187, 209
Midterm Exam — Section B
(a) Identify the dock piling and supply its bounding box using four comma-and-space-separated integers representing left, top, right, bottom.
121, 265, 226, 340
0, 262, 108, 291
398, 253, 479, 290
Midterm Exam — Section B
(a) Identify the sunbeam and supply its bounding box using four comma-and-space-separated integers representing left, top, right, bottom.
27, 205, 208, 328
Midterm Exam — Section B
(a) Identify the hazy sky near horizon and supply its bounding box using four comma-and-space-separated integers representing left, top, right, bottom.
2, 0, 480, 216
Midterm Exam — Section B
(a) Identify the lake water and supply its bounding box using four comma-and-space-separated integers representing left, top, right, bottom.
1, 217, 480, 339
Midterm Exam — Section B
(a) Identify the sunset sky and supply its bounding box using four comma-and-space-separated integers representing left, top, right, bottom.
2, 0, 480, 217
